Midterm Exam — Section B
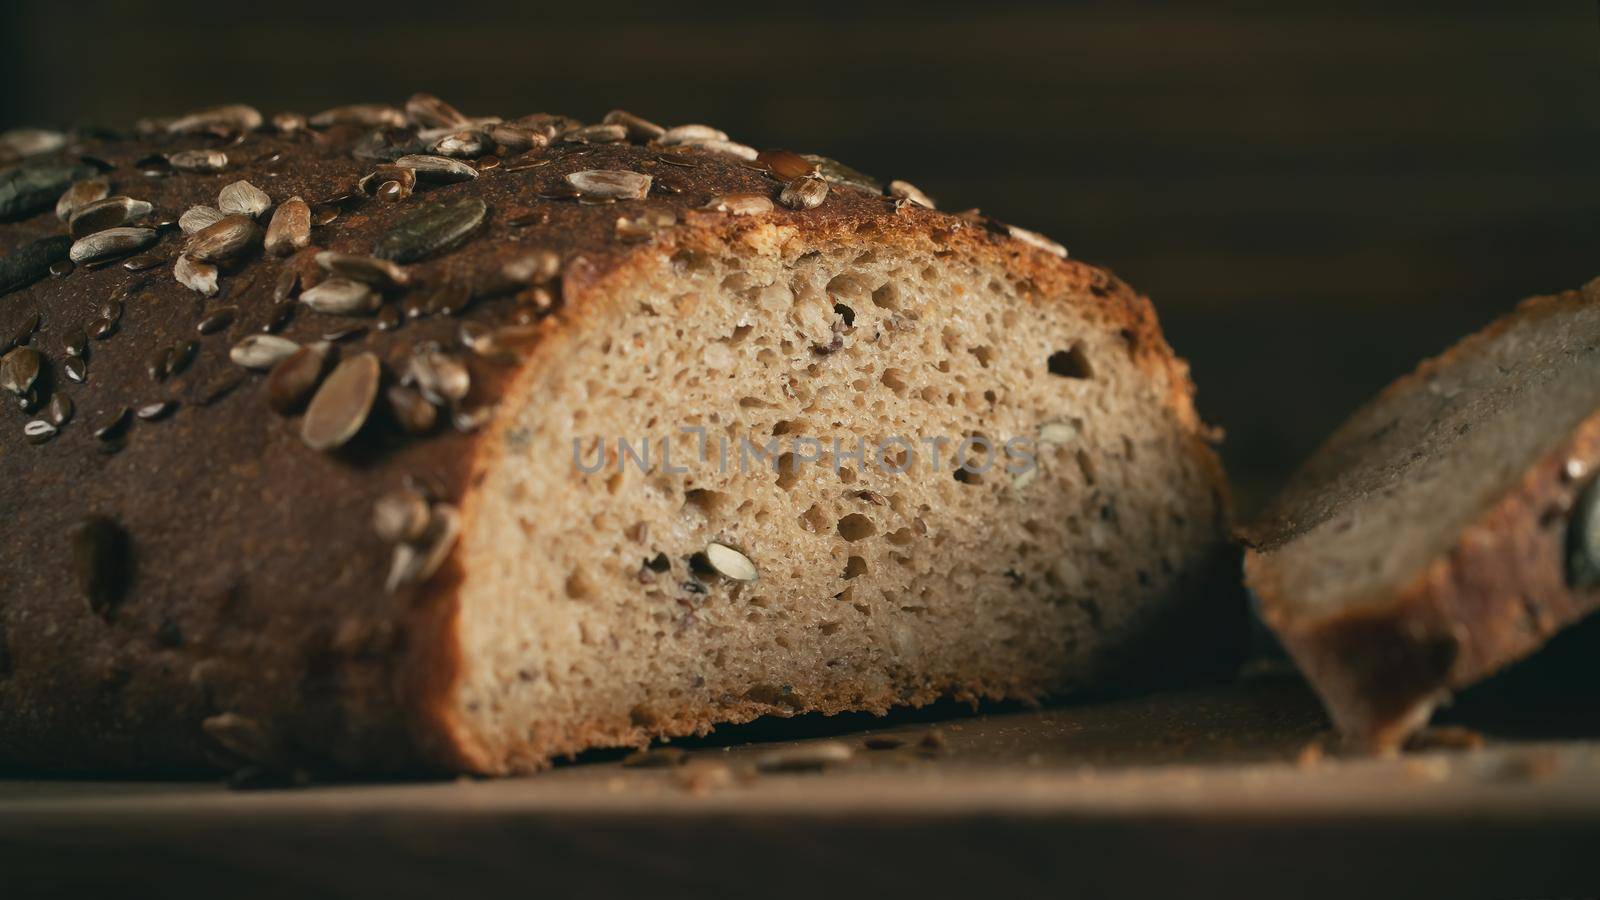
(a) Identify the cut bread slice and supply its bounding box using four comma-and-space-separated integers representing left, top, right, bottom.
1244, 277, 1600, 750
449, 221, 1236, 771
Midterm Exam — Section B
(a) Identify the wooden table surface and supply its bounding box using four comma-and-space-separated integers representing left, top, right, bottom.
4, 675, 1597, 899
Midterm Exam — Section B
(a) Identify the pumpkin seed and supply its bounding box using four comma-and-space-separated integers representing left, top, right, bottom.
264, 197, 310, 256
0, 235, 72, 296
72, 516, 130, 617
301, 352, 381, 451
0, 162, 95, 220
229, 334, 300, 370
372, 197, 487, 262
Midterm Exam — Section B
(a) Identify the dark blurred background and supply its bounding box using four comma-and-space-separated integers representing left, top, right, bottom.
3, 1, 1595, 514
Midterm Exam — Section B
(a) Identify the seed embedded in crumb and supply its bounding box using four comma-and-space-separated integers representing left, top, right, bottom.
704, 542, 758, 581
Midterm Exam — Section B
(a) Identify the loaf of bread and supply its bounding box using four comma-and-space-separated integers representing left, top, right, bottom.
0, 98, 1234, 775
1244, 278, 1600, 751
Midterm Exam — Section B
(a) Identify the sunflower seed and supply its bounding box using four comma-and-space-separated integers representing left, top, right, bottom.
122, 252, 166, 271
167, 149, 229, 173
1, 346, 40, 395
68, 196, 154, 237
778, 175, 829, 210
704, 193, 773, 216
406, 345, 470, 404
393, 154, 478, 183
218, 180, 271, 218
273, 267, 300, 302
404, 92, 470, 130
656, 124, 727, 146
888, 180, 935, 209
186, 215, 261, 262
1, 128, 66, 158
68, 227, 155, 265
168, 104, 262, 135
705, 542, 758, 581
230, 334, 300, 369
300, 277, 378, 315
174, 253, 219, 296
93, 407, 132, 441
357, 165, 416, 199
56, 177, 111, 221
136, 400, 176, 421
601, 109, 665, 142
615, 208, 676, 241
805, 154, 881, 192
384, 384, 437, 434
23, 418, 56, 443
263, 196, 310, 256
265, 342, 330, 414
1007, 224, 1068, 258
301, 352, 381, 451
46, 392, 72, 425
322, 325, 367, 342
309, 104, 406, 129
432, 130, 490, 158
0, 235, 72, 296
688, 139, 758, 161
179, 205, 227, 235
754, 741, 853, 773
73, 516, 130, 616
271, 111, 307, 133
315, 251, 410, 289
385, 503, 461, 591
373, 488, 432, 543
560, 123, 627, 144
566, 169, 651, 200
1, 162, 96, 220
195, 306, 237, 335
372, 197, 487, 263
484, 125, 545, 155
264, 303, 294, 334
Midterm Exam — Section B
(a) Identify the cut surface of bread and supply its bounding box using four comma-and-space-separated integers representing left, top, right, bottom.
1245, 277, 1600, 750
0, 100, 1234, 775
451, 223, 1230, 771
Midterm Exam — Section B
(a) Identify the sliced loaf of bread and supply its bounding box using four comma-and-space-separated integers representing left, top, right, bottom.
1244, 277, 1600, 750
0, 99, 1236, 775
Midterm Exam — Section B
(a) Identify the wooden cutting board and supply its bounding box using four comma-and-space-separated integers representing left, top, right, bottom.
3, 675, 1597, 899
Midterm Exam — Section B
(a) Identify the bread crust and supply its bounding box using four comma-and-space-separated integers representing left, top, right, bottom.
0, 109, 1225, 774
1245, 283, 1600, 750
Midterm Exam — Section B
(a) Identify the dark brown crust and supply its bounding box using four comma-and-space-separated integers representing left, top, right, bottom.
0, 109, 1226, 775
1246, 285, 1600, 751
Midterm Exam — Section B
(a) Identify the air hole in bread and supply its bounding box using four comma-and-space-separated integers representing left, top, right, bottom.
1048, 345, 1093, 379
